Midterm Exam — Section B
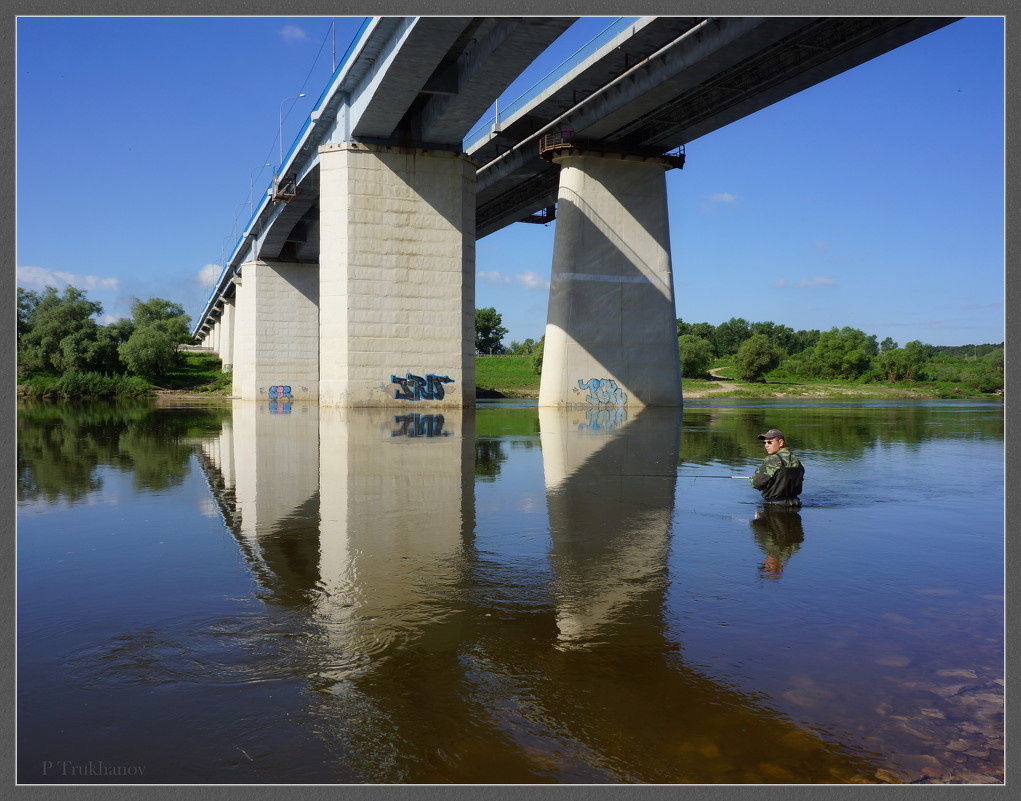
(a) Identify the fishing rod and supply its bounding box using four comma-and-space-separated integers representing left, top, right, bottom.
688, 475, 751, 479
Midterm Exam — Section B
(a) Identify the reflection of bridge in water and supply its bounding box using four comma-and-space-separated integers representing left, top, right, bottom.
193, 402, 881, 782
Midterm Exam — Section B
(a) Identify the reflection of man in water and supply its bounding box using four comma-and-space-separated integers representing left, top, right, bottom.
750, 504, 805, 577
750, 428, 804, 506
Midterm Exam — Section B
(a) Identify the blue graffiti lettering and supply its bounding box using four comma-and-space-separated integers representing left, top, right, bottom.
577, 407, 628, 431
577, 378, 627, 406
390, 373, 454, 402
390, 414, 450, 438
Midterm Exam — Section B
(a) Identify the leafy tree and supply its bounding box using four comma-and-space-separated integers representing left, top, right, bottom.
806, 327, 878, 379
877, 340, 930, 382
117, 297, 192, 378
507, 338, 539, 355
749, 321, 794, 353
18, 287, 40, 341
118, 326, 180, 377
714, 317, 752, 355
880, 336, 898, 353
129, 297, 191, 342
789, 328, 821, 355
677, 335, 715, 379
734, 333, 782, 381
17, 286, 105, 374
984, 347, 1004, 371
689, 323, 718, 354
475, 307, 508, 354
530, 336, 545, 375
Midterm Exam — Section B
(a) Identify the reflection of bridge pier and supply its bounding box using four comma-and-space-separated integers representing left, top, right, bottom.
540, 406, 680, 647
190, 403, 883, 782
316, 407, 476, 663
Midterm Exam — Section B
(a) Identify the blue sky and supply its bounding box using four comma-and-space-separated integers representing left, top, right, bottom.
17, 15, 1005, 348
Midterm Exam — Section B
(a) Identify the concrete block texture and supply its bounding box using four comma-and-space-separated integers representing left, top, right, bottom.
319, 143, 476, 407
232, 260, 320, 400
539, 153, 682, 407
219, 298, 236, 368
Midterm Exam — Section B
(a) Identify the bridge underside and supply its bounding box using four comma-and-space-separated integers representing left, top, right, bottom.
194, 16, 957, 409
472, 16, 956, 236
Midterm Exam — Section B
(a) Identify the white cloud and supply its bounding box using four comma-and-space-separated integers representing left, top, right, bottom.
477, 270, 511, 287
515, 270, 550, 291
280, 24, 309, 44
701, 192, 740, 213
775, 276, 836, 289
17, 265, 120, 292
797, 276, 836, 288
197, 263, 222, 289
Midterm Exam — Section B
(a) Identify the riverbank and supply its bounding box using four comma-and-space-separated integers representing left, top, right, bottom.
21, 355, 1000, 402
475, 379, 1001, 402
474, 356, 1002, 401
144, 379, 1001, 403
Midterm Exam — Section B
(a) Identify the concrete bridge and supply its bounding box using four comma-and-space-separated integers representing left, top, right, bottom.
192, 15, 956, 408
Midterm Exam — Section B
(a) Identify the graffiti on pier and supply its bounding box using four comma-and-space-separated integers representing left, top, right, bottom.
266, 385, 293, 414
577, 407, 628, 431
576, 378, 627, 406
389, 414, 451, 438
388, 373, 455, 402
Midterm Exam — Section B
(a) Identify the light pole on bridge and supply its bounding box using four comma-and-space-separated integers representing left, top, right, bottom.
278, 93, 306, 170
250, 163, 272, 215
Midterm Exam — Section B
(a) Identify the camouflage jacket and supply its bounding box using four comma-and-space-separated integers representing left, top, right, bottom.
750, 448, 805, 501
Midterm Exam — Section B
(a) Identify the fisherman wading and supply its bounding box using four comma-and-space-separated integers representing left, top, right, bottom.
750, 428, 804, 506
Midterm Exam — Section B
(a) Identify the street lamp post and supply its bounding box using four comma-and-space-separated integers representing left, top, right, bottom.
278, 93, 306, 169
249, 163, 272, 215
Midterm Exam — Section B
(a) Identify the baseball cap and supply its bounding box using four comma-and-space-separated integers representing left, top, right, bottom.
757, 429, 784, 440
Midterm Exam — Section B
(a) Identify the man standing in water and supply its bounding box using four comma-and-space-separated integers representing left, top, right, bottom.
750, 429, 805, 506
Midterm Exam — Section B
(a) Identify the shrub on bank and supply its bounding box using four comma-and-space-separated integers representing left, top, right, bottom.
19, 370, 153, 399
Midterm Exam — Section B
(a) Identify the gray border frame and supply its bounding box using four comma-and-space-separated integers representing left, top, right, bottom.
8, 2, 1014, 800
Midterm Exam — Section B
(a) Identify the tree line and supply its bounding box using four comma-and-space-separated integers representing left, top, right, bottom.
477, 307, 1003, 394
19, 291, 1003, 399
677, 316, 1003, 393
18, 285, 194, 397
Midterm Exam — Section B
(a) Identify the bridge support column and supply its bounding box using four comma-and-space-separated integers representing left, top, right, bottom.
231, 259, 320, 402
539, 151, 682, 407
219, 297, 236, 372
318, 143, 476, 407
209, 319, 220, 355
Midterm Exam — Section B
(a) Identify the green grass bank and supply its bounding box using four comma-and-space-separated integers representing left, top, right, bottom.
19, 353, 1003, 401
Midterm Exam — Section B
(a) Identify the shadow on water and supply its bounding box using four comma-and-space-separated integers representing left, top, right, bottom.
17, 398, 1003, 784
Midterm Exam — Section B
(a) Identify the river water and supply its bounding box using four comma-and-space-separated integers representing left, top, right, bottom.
16, 398, 1004, 785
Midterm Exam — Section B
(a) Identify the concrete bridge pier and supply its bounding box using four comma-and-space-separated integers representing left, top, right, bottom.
208, 318, 220, 356
218, 297, 236, 373
231, 259, 320, 401
318, 143, 476, 408
538, 149, 682, 408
